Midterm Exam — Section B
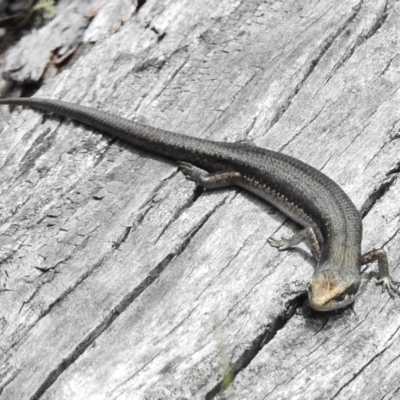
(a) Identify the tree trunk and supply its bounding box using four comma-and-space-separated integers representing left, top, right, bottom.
1, 0, 400, 399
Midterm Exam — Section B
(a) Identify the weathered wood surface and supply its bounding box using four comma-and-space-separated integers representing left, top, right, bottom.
3, 0, 135, 83
1, 0, 400, 399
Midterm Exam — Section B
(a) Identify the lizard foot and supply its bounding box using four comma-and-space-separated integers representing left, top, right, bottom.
376, 277, 400, 298
267, 236, 291, 251
268, 227, 321, 260
178, 162, 206, 185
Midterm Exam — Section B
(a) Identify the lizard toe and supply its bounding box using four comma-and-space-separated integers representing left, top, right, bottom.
376, 277, 400, 298
267, 236, 290, 250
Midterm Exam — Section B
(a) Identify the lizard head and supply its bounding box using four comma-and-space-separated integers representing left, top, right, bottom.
308, 269, 360, 311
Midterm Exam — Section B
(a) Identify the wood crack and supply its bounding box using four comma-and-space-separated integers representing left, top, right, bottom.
329, 344, 391, 399
266, 3, 362, 133
24, 200, 220, 399
360, 176, 396, 218
204, 291, 308, 399
329, 0, 388, 78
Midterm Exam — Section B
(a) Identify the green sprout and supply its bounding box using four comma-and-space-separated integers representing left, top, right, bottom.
215, 315, 235, 400
0, 0, 56, 28
29, 0, 56, 27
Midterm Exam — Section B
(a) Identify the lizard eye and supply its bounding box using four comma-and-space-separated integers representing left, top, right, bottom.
335, 293, 349, 302
335, 293, 350, 303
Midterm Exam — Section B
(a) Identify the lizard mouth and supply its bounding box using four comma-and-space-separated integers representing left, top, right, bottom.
308, 292, 357, 311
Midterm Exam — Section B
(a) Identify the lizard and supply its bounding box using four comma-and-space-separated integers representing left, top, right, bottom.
0, 96, 398, 311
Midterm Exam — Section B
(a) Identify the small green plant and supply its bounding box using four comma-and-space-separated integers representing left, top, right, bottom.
29, 0, 56, 27
0, 0, 56, 28
215, 316, 235, 400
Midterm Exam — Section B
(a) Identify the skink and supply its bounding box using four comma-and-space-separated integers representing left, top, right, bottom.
0, 97, 398, 311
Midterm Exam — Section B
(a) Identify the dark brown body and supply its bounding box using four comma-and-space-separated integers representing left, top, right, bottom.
1, 97, 393, 311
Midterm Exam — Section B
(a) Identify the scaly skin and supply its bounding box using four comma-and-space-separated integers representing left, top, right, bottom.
0, 97, 398, 311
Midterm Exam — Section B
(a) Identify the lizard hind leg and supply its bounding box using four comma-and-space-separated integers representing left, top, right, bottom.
178, 161, 241, 189
268, 226, 322, 261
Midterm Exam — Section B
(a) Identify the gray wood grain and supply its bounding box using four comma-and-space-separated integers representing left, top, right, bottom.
1, 0, 399, 399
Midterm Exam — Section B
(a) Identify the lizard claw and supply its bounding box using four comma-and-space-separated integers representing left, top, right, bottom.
178, 162, 198, 181
178, 161, 207, 186
267, 236, 291, 251
376, 277, 400, 298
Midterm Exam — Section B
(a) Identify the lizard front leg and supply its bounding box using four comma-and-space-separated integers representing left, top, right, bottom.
361, 249, 400, 297
268, 226, 322, 261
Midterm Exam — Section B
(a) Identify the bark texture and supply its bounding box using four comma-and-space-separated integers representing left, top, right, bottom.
1, 0, 400, 399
